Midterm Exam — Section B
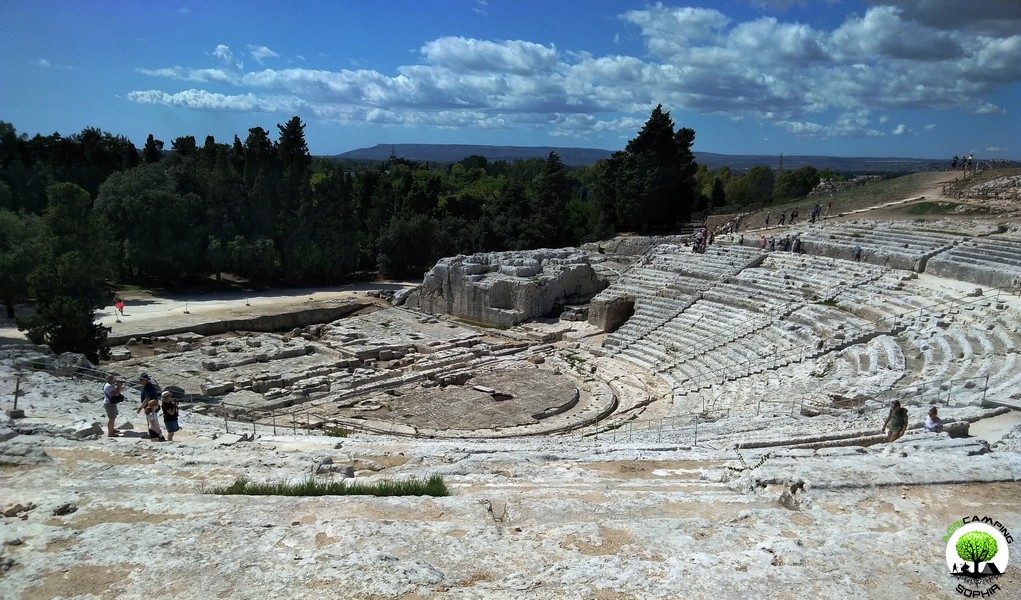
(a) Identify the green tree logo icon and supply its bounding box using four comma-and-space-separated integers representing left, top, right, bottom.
956, 531, 998, 578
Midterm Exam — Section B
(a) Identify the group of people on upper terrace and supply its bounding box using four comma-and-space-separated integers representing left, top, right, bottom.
764, 204, 825, 230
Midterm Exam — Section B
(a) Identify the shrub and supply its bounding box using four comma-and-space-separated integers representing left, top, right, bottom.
205, 474, 450, 497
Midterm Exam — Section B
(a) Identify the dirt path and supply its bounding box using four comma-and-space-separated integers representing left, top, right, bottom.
0, 281, 415, 345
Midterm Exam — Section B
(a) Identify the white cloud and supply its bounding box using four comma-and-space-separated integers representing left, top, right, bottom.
126, 5, 1020, 141
127, 89, 302, 113
421, 37, 559, 75
137, 67, 237, 84
249, 45, 280, 64
32, 58, 51, 68
777, 120, 826, 135
212, 45, 242, 70
925, 123, 937, 129
985, 146, 1007, 152
975, 102, 1006, 115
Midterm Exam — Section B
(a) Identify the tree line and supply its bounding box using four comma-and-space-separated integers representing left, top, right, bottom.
0, 106, 833, 359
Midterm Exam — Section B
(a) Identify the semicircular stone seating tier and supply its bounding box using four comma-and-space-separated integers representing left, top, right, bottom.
595, 236, 1021, 419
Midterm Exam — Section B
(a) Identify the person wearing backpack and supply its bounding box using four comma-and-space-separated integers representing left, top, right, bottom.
102, 375, 125, 438
161, 391, 181, 442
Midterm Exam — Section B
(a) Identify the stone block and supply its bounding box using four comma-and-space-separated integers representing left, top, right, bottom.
200, 381, 235, 396
72, 420, 103, 439
109, 348, 132, 361
216, 433, 245, 446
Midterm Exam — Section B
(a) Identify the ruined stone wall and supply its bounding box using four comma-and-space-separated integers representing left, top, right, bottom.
417, 249, 609, 326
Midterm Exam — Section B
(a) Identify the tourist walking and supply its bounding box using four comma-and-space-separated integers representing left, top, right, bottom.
161, 391, 181, 441
882, 400, 908, 442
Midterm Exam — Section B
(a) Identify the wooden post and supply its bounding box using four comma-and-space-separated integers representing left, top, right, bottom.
13, 375, 20, 411
272, 409, 277, 435
223, 404, 229, 433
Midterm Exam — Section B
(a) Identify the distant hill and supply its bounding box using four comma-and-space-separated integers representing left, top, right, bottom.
334, 143, 984, 173
334, 144, 611, 167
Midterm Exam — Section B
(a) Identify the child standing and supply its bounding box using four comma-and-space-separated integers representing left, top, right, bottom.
144, 399, 165, 441
161, 391, 180, 442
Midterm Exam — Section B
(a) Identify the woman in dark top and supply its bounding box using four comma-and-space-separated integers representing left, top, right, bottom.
160, 391, 180, 441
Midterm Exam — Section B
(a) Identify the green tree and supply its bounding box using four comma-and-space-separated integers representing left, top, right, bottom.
227, 235, 280, 284
376, 212, 436, 279
710, 177, 726, 208
276, 116, 312, 241
956, 531, 998, 577
94, 163, 205, 281
171, 135, 198, 157
726, 166, 775, 207
19, 183, 113, 362
774, 166, 820, 202
0, 209, 48, 318
594, 105, 698, 231
143, 134, 163, 164
243, 127, 278, 239
530, 152, 571, 247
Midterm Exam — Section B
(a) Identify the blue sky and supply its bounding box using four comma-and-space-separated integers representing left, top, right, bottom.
2, 0, 1019, 159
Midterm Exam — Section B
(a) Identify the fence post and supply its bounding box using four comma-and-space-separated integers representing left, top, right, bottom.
693, 414, 698, 447
223, 404, 229, 433
982, 373, 989, 405
272, 409, 276, 435
12, 375, 21, 412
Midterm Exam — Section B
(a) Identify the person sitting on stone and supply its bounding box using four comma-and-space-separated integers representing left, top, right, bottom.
882, 400, 909, 442
923, 406, 943, 433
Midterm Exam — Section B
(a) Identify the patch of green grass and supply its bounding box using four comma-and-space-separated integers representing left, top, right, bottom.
325, 427, 349, 438
115, 283, 145, 292
205, 474, 451, 497
815, 299, 840, 308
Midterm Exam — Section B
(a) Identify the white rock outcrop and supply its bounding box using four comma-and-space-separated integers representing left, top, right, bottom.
417, 249, 608, 326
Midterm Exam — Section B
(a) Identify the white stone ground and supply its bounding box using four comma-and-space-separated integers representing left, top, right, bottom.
2, 348, 1020, 600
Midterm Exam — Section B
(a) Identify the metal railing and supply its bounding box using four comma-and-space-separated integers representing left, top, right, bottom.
216, 400, 336, 437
